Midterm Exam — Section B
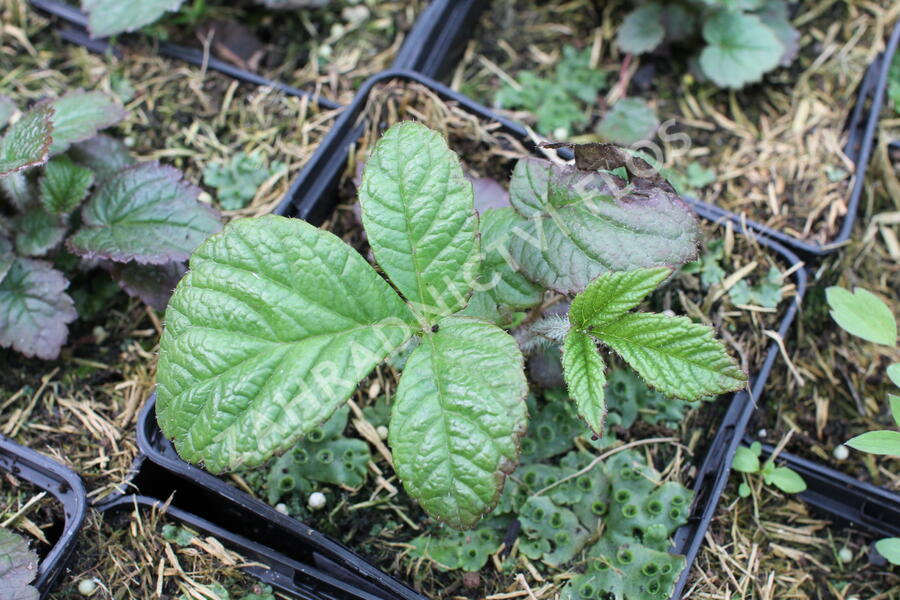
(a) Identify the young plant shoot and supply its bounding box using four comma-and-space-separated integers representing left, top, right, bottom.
155, 122, 746, 529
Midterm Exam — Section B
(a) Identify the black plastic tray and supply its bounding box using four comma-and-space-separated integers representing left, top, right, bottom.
94, 401, 427, 600
414, 4, 900, 258
755, 442, 900, 539
0, 434, 88, 599
156, 69, 808, 599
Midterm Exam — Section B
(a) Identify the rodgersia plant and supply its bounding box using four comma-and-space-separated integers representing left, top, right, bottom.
155, 121, 746, 529
0, 90, 222, 359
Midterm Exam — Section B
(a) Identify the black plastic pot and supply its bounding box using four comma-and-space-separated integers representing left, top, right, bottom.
94, 402, 427, 600
150, 69, 808, 599
0, 435, 88, 599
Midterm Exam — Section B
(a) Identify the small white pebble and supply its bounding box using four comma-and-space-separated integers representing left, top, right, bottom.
552, 127, 569, 140
308, 491, 326, 510
342, 5, 369, 25
329, 23, 345, 39
78, 579, 98, 596
377, 425, 389, 440
838, 547, 853, 563
274, 503, 289, 515
757, 429, 767, 438
847, 596, 859, 600
198, 191, 213, 204
833, 444, 849, 461
123, 136, 135, 148
661, 309, 675, 318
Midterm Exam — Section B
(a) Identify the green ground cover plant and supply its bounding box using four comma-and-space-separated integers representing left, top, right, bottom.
154, 120, 746, 549
616, 0, 800, 88
0, 90, 222, 359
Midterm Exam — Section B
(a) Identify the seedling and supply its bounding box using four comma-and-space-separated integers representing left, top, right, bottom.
596, 98, 659, 146
155, 122, 745, 528
0, 91, 222, 359
617, 0, 799, 89
730, 266, 783, 309
732, 442, 806, 496
826, 285, 900, 565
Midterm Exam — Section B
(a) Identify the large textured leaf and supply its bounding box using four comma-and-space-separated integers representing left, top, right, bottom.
562, 329, 607, 435
0, 528, 39, 600
508, 158, 698, 294
617, 3, 665, 55
67, 162, 222, 265
359, 122, 479, 323
826, 286, 896, 346
1, 173, 33, 211
595, 313, 746, 400
69, 134, 135, 181
390, 317, 527, 528
699, 12, 784, 88
477, 208, 543, 309
108, 261, 186, 310
44, 91, 126, 155
82, 0, 186, 38
0, 257, 76, 360
39, 156, 94, 214
156, 216, 417, 472
0, 105, 53, 177
569, 267, 671, 330
13, 204, 67, 257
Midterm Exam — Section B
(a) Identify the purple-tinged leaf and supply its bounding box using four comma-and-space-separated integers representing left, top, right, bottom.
0, 235, 13, 283
0, 257, 77, 360
13, 204, 68, 257
507, 158, 699, 294
0, 105, 53, 177
67, 162, 223, 265
43, 91, 127, 155
469, 175, 510, 213
108, 261, 186, 310
1, 172, 34, 211
0, 96, 17, 130
69, 134, 135, 182
40, 156, 94, 215
0, 527, 39, 600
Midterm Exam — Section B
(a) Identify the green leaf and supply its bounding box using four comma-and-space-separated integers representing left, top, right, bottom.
1, 173, 33, 211
738, 482, 751, 498
569, 267, 671, 330
0, 96, 17, 130
617, 3, 665, 55
844, 431, 900, 457
0, 105, 53, 177
156, 216, 417, 472
359, 122, 479, 323
595, 313, 747, 400
0, 527, 39, 600
69, 134, 135, 181
596, 98, 660, 146
67, 162, 222, 265
13, 204, 67, 257
476, 208, 543, 309
766, 467, 806, 494
0, 257, 77, 360
82, 0, 186, 37
890, 394, 900, 428
699, 12, 784, 88
389, 317, 527, 528
507, 158, 699, 295
826, 286, 896, 346
562, 330, 607, 435
732, 445, 760, 473
889, 363, 900, 388
108, 261, 186, 311
45, 91, 127, 155
39, 156, 94, 215
875, 538, 900, 566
